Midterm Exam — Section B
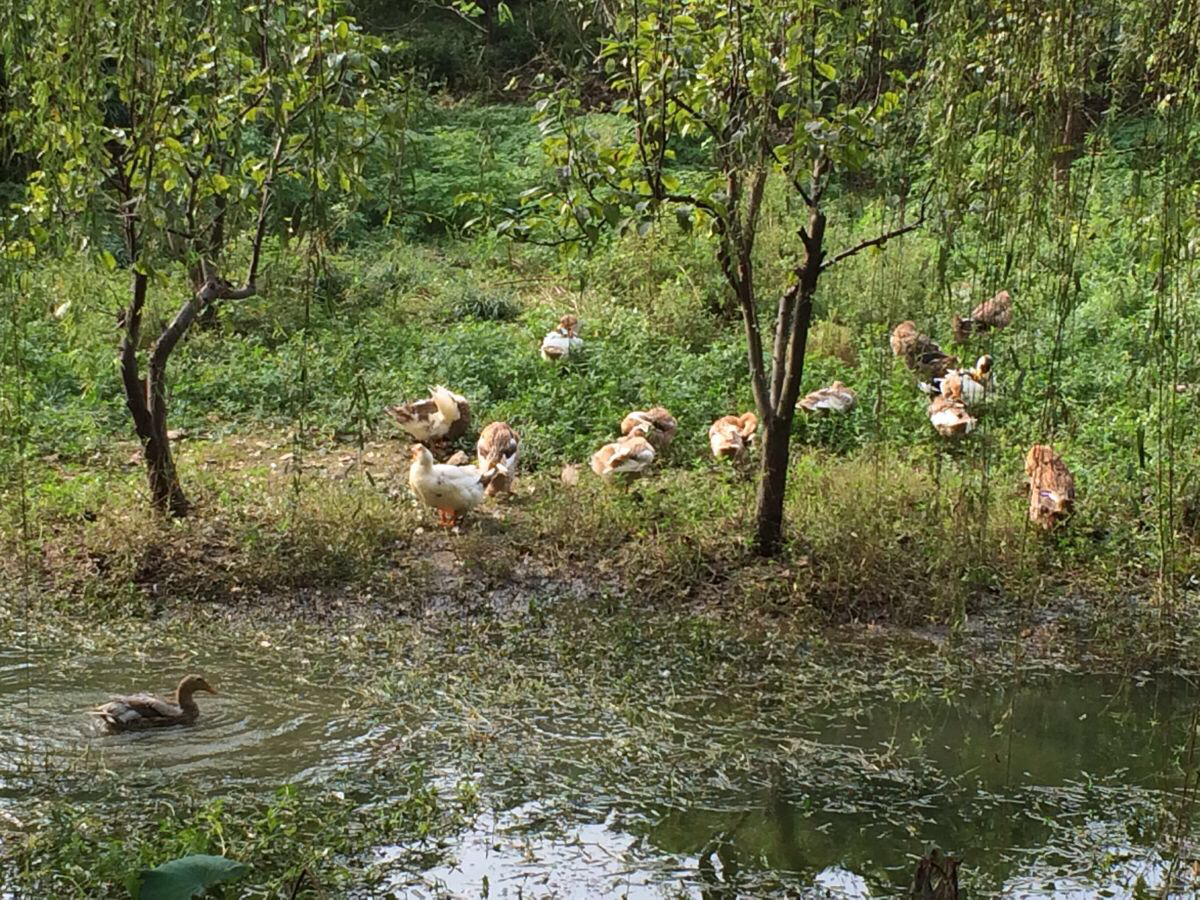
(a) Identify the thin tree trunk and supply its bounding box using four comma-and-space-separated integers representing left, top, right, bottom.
119, 272, 189, 516
754, 415, 791, 554
753, 203, 822, 556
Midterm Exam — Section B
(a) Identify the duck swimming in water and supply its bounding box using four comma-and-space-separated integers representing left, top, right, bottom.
91, 674, 217, 732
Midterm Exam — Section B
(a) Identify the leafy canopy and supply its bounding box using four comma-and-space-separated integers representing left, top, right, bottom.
506, 0, 917, 245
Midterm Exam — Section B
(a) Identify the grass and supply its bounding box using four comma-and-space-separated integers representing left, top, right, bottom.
1, 104, 1197, 661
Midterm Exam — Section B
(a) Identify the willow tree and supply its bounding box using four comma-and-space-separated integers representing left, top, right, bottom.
514, 0, 923, 554
0, 0, 395, 514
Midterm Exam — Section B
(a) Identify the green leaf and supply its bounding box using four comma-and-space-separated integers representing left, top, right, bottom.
813, 59, 836, 80
136, 855, 249, 900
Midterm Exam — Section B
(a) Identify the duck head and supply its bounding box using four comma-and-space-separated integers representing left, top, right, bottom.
177, 674, 217, 699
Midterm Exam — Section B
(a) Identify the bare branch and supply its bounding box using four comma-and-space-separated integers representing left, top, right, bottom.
820, 212, 924, 273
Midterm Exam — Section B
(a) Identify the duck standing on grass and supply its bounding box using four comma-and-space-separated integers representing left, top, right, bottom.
91, 675, 217, 732
591, 434, 656, 483
408, 444, 486, 527
1025, 444, 1075, 529
709, 412, 758, 461
620, 407, 678, 450
540, 314, 584, 361
476, 421, 520, 497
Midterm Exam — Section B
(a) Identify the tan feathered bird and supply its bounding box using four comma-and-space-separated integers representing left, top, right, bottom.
91, 675, 217, 732
1025, 444, 1074, 529
890, 321, 958, 379
386, 386, 471, 456
919, 355, 994, 406
591, 434, 656, 482
798, 381, 857, 414
953, 290, 1013, 343
709, 412, 758, 461
620, 407, 678, 450
475, 421, 520, 497
540, 314, 584, 361
928, 373, 976, 437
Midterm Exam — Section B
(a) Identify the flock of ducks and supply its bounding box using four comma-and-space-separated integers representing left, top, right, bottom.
90, 292, 1078, 732
381, 292, 1072, 533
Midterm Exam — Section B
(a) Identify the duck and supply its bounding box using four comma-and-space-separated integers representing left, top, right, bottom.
590, 434, 656, 482
1025, 444, 1074, 529
891, 321, 959, 379
620, 406, 678, 450
386, 386, 471, 455
798, 381, 857, 414
540, 314, 584, 361
952, 289, 1012, 343
709, 412, 758, 461
919, 355, 994, 406
476, 421, 520, 497
928, 373, 976, 437
91, 674, 216, 732
407, 443, 486, 526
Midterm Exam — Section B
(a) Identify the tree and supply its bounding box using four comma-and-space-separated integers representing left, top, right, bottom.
510, 0, 923, 554
1, 0, 396, 514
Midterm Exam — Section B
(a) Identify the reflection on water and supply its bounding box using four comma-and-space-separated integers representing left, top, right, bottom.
2, 636, 1198, 898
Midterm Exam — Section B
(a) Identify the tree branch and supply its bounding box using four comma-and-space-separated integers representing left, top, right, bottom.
819, 212, 924, 273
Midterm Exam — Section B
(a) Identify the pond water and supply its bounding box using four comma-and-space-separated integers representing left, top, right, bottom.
2, 623, 1198, 898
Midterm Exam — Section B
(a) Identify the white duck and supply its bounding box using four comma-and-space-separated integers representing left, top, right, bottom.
407, 444, 485, 526
386, 386, 470, 451
919, 355, 994, 406
540, 314, 584, 361
476, 421, 520, 497
590, 435, 656, 483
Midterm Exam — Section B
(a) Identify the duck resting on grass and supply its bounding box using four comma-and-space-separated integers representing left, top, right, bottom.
709, 412, 758, 461
408, 443, 485, 527
386, 386, 470, 458
952, 289, 1012, 343
620, 407, 678, 450
476, 421, 520, 497
890, 321, 959, 379
919, 355, 994, 406
540, 314, 584, 361
928, 373, 976, 437
591, 434, 656, 483
798, 381, 857, 414
91, 675, 216, 732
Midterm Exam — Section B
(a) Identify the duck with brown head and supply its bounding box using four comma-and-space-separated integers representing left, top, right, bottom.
92, 674, 217, 732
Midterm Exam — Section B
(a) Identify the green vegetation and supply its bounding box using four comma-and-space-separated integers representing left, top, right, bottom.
2, 0, 1200, 895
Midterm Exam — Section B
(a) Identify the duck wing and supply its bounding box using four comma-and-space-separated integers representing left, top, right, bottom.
93, 693, 184, 728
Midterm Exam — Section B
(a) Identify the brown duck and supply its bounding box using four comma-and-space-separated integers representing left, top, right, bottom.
1025, 444, 1074, 529
92, 674, 217, 732
952, 289, 1012, 343
890, 321, 958, 379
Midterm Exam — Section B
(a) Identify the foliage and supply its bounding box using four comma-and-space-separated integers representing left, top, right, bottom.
4, 767, 473, 898
135, 854, 248, 900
